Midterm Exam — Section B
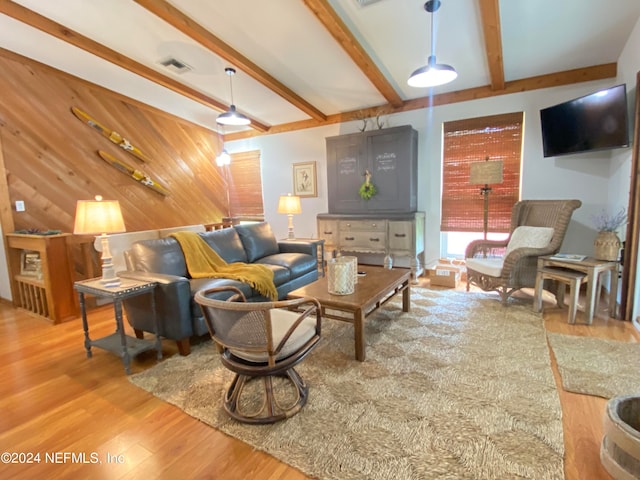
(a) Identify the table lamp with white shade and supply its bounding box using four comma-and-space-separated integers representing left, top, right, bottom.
277, 193, 302, 239
73, 195, 126, 287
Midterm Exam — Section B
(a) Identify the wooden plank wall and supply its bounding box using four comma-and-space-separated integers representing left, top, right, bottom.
0, 48, 229, 237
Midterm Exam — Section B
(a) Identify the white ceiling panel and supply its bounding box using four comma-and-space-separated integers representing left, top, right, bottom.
330, 0, 489, 97
0, 0, 638, 134
170, 0, 387, 113
0, 13, 221, 130
11, 0, 312, 126
500, 0, 640, 81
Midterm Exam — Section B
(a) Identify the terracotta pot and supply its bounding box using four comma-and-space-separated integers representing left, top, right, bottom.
594, 231, 621, 261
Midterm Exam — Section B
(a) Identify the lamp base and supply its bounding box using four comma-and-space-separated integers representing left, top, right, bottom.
481, 184, 491, 240
100, 234, 121, 288
287, 214, 296, 239
100, 276, 121, 288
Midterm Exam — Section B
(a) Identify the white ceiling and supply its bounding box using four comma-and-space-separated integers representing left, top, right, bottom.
1, 0, 639, 135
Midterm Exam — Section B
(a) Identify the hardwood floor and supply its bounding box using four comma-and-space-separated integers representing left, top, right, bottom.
0, 279, 637, 480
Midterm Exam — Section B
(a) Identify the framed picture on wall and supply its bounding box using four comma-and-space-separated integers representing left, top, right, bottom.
292, 161, 317, 197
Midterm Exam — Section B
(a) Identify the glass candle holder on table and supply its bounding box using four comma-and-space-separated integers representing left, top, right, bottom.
327, 257, 356, 295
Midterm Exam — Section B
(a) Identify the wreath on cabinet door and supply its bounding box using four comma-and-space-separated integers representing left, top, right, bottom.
358, 170, 377, 200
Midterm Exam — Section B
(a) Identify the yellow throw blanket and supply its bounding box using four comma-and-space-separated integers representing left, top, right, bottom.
170, 231, 278, 301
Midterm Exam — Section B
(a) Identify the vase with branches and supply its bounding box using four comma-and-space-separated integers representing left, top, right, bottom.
591, 207, 626, 261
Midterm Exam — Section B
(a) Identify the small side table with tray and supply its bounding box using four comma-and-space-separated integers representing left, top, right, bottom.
533, 255, 619, 324
74, 277, 162, 374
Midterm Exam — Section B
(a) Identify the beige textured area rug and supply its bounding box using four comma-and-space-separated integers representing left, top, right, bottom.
130, 289, 564, 480
547, 333, 640, 399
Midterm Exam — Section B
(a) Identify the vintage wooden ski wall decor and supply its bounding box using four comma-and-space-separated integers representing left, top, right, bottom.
71, 107, 152, 163
97, 150, 169, 196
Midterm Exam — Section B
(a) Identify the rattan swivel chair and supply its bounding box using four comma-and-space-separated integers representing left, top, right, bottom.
465, 199, 582, 304
194, 286, 321, 424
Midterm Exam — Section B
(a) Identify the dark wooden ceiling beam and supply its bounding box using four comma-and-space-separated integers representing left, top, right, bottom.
0, 0, 270, 132
303, 0, 404, 108
478, 0, 505, 91
134, 0, 327, 123
225, 63, 617, 141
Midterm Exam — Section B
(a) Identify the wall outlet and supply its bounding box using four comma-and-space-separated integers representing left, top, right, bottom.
15, 200, 25, 212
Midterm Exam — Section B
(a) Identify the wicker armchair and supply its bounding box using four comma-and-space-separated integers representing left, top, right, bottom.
465, 199, 582, 304
194, 286, 321, 424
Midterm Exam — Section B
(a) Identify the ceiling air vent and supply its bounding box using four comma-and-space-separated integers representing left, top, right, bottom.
356, 0, 385, 6
158, 57, 192, 74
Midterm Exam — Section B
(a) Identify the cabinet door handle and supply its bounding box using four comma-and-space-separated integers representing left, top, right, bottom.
345, 236, 355, 241
323, 231, 333, 235
394, 233, 407, 238
371, 223, 377, 227
370, 237, 380, 242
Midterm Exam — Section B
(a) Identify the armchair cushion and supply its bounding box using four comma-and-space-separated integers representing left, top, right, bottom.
504, 226, 554, 256
465, 257, 504, 277
230, 309, 318, 362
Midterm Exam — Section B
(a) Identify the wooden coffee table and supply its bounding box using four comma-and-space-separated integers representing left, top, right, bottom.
287, 265, 411, 361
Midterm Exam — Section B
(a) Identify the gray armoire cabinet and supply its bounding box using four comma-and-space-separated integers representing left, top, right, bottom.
326, 125, 418, 214
321, 125, 424, 278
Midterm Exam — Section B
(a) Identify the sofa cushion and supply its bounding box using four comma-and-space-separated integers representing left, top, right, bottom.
97, 229, 161, 273
189, 277, 254, 299
128, 238, 188, 277
199, 229, 248, 263
258, 264, 290, 287
234, 222, 279, 262
257, 253, 317, 278
158, 224, 206, 237
189, 277, 253, 321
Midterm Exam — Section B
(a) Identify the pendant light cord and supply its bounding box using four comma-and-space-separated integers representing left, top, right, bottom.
228, 72, 235, 105
217, 67, 251, 125
224, 67, 237, 105
430, 4, 435, 59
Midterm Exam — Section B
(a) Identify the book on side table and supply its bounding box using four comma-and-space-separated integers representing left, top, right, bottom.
548, 253, 587, 262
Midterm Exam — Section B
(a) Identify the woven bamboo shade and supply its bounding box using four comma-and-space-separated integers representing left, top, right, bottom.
227, 150, 264, 218
441, 112, 523, 233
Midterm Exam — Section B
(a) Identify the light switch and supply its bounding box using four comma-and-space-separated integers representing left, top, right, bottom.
15, 200, 25, 212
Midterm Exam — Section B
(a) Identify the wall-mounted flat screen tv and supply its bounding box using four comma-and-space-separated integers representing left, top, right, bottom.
540, 84, 630, 158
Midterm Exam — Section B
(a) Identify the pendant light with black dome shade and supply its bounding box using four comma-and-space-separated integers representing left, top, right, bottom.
216, 67, 251, 126
408, 0, 457, 88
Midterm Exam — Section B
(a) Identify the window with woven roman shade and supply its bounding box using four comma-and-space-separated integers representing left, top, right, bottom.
441, 112, 524, 233
228, 150, 264, 220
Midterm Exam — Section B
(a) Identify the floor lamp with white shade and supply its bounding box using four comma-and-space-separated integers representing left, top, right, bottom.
469, 157, 504, 240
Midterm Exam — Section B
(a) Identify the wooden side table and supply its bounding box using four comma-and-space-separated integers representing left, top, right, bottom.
534, 267, 587, 324
74, 277, 162, 374
534, 256, 619, 324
